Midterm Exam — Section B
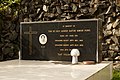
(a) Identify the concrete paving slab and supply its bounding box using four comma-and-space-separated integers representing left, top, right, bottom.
0, 60, 112, 80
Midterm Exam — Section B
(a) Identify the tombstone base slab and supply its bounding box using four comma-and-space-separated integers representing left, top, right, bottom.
0, 60, 112, 80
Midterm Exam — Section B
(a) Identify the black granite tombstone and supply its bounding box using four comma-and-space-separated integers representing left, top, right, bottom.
20, 19, 102, 62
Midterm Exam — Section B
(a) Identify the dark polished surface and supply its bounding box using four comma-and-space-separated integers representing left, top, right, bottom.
20, 19, 102, 62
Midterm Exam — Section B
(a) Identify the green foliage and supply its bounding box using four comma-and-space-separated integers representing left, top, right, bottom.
112, 69, 120, 80
0, 0, 20, 21
0, 0, 20, 11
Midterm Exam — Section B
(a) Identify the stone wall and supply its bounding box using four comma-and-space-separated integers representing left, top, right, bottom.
0, 1, 20, 60
0, 0, 120, 61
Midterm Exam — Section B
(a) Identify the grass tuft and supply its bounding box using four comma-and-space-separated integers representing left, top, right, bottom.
112, 69, 120, 80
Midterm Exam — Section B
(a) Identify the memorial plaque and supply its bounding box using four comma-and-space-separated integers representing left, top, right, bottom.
20, 19, 102, 62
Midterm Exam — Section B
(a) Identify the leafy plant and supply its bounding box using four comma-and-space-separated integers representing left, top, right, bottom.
112, 69, 120, 80
0, 0, 20, 10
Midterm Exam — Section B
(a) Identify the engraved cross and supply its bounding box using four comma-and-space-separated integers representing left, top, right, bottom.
24, 27, 37, 55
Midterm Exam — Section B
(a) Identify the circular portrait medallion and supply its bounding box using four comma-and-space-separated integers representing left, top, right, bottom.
39, 34, 47, 45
